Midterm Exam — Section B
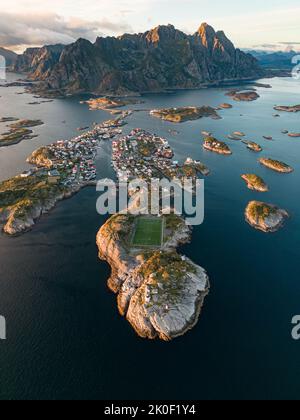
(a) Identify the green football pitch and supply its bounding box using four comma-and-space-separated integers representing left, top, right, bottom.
132, 217, 163, 247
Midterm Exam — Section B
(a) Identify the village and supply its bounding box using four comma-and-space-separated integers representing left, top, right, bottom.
112, 128, 207, 183
22, 117, 126, 187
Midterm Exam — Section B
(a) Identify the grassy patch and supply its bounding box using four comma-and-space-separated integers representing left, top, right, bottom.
132, 217, 163, 247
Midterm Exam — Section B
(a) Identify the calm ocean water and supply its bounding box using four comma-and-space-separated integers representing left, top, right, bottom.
0, 74, 300, 400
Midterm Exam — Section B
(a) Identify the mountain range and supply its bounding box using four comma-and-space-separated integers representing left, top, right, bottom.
248, 50, 296, 70
11, 23, 264, 96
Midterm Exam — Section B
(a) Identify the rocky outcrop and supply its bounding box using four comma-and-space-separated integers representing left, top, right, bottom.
26, 146, 55, 168
226, 90, 260, 101
245, 201, 289, 233
241, 174, 268, 192
150, 106, 220, 123
97, 214, 209, 341
243, 141, 263, 152
203, 136, 232, 155
259, 158, 294, 173
12, 23, 264, 96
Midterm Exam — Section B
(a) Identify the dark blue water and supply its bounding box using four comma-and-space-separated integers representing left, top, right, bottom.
0, 74, 300, 400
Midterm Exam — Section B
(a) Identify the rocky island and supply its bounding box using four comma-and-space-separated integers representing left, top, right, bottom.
0, 171, 77, 235
97, 214, 209, 341
226, 90, 260, 102
0, 119, 44, 147
9, 119, 44, 129
0, 117, 18, 123
259, 158, 294, 173
243, 141, 263, 152
82, 97, 141, 111
274, 105, 300, 113
241, 174, 268, 192
203, 136, 232, 155
150, 106, 221, 123
218, 103, 233, 109
245, 201, 289, 233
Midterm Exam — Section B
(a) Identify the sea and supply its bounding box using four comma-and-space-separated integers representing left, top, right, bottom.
0, 73, 300, 400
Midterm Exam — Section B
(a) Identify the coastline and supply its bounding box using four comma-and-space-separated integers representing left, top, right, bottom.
0, 115, 128, 236
0, 180, 96, 236
6, 71, 277, 99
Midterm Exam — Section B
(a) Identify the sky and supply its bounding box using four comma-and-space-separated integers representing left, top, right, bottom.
0, 0, 299, 53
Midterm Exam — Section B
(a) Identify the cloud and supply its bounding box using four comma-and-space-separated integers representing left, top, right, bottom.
0, 12, 133, 51
280, 42, 300, 45
252, 41, 300, 52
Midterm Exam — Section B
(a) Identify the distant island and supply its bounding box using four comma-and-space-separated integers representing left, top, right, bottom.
226, 90, 260, 102
0, 117, 19, 123
150, 106, 221, 123
241, 174, 268, 192
82, 97, 141, 111
11, 23, 264, 97
97, 214, 209, 341
203, 136, 232, 155
0, 119, 43, 147
274, 105, 300, 113
245, 201, 289, 233
243, 141, 263, 152
259, 158, 294, 173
